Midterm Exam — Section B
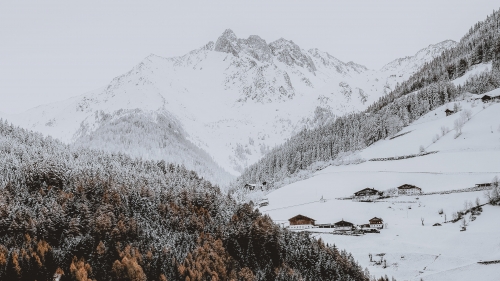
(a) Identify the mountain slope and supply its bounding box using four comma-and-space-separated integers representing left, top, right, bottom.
258, 94, 500, 281
4, 29, 456, 182
381, 40, 458, 75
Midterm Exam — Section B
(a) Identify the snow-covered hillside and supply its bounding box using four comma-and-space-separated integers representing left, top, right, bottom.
381, 40, 457, 76
451, 62, 493, 86
259, 90, 500, 280
3, 30, 457, 180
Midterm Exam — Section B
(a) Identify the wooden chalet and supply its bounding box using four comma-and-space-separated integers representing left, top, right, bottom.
369, 217, 384, 229
481, 95, 492, 102
475, 183, 492, 187
354, 188, 381, 198
288, 215, 315, 229
334, 219, 354, 231
445, 109, 454, 116
397, 184, 422, 195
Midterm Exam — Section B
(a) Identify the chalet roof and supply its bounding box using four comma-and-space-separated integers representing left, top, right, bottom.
397, 184, 421, 190
357, 188, 379, 192
334, 220, 353, 227
354, 188, 379, 195
288, 214, 315, 222
445, 109, 454, 112
369, 217, 383, 223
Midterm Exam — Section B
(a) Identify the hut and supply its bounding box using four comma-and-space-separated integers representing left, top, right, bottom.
445, 109, 454, 116
481, 95, 492, 102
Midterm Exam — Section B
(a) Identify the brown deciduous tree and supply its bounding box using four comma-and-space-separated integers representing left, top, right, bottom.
179, 235, 231, 281
112, 245, 147, 281
70, 256, 94, 281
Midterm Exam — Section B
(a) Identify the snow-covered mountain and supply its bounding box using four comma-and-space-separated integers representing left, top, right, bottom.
3, 29, 457, 183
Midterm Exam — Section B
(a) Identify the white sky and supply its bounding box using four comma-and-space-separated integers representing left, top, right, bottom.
1, 1, 499, 114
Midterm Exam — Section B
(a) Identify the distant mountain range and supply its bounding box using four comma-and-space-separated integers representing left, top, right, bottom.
2, 29, 457, 185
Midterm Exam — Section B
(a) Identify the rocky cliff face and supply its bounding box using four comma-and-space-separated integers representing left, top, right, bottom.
269, 38, 317, 72
214, 29, 273, 62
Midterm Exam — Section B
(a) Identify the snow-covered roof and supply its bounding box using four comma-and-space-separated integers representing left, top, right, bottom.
334, 220, 354, 226
354, 187, 380, 195
288, 214, 315, 222
369, 217, 383, 223
473, 88, 500, 99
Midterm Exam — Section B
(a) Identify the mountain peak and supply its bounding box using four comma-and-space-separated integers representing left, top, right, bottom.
214, 29, 273, 62
269, 38, 316, 72
220, 29, 237, 40
214, 29, 240, 57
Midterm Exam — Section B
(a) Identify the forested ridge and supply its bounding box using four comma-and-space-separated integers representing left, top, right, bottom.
234, 8, 500, 192
369, 8, 500, 112
0, 120, 369, 281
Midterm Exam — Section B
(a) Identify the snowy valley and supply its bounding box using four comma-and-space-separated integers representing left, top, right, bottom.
3, 3, 500, 281
258, 88, 500, 281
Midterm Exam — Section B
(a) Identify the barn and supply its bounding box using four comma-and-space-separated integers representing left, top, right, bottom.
288, 215, 315, 229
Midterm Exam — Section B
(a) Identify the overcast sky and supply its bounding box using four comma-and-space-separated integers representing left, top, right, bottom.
1, 1, 499, 114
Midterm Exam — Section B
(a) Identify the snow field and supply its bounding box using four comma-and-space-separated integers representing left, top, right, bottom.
451, 62, 493, 86
260, 96, 500, 280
